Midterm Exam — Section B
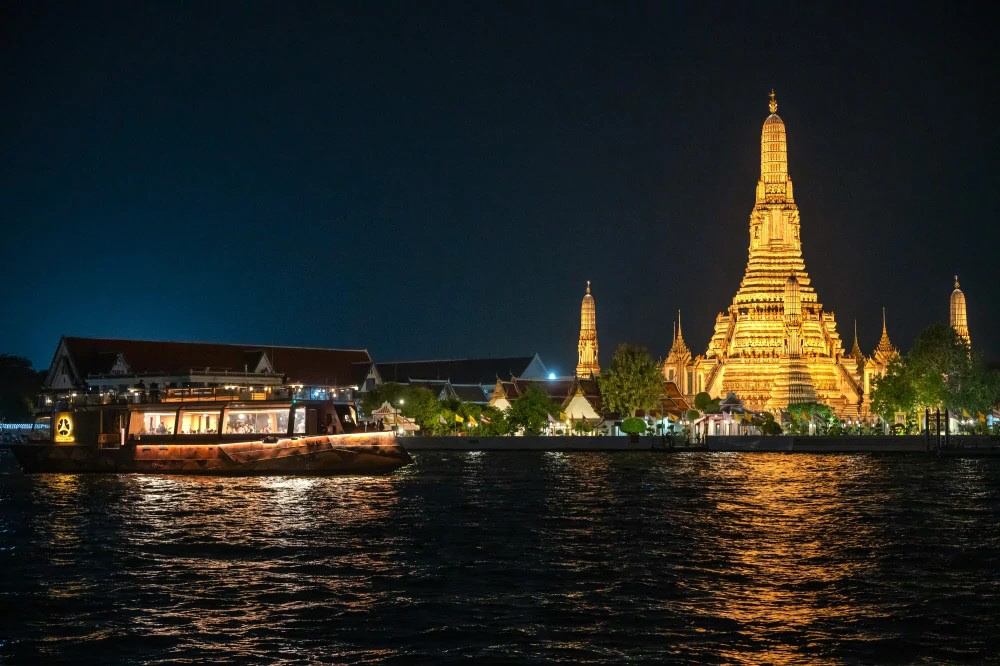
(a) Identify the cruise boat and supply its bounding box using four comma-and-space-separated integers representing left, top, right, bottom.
6, 392, 410, 475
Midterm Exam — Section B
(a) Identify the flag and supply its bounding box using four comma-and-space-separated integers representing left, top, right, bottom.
559, 411, 568, 421
480, 415, 490, 424
438, 415, 446, 425
467, 415, 478, 427
455, 414, 464, 423
962, 408, 971, 419
547, 413, 557, 423
979, 412, 987, 423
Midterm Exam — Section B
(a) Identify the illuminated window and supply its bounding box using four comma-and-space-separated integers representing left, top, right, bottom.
179, 409, 221, 434
31, 415, 51, 440
222, 407, 289, 435
293, 406, 306, 434
130, 411, 177, 436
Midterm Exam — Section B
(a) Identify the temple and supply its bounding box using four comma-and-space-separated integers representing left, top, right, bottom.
950, 276, 971, 347
576, 281, 600, 378
672, 91, 872, 417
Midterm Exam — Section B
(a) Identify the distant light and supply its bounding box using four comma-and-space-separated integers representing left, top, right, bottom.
548, 372, 557, 380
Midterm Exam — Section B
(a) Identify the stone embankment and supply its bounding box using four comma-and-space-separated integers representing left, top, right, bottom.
402, 435, 1000, 454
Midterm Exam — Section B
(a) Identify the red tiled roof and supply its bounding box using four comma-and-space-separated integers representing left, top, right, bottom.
60, 337, 372, 387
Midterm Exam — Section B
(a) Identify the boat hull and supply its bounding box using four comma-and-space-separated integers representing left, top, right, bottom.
7, 433, 411, 475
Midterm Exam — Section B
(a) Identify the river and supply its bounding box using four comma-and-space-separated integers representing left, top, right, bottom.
2, 451, 999, 663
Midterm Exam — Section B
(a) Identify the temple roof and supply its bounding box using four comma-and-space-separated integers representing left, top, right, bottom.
667, 310, 692, 359
55, 336, 372, 387
872, 308, 898, 365
377, 355, 542, 385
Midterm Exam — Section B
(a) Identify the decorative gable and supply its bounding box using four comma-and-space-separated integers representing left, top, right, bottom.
253, 352, 274, 374
109, 353, 131, 376
44, 338, 81, 390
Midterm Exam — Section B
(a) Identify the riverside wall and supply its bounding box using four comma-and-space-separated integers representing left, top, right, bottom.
401, 435, 685, 452
707, 435, 999, 453
401, 435, 1000, 454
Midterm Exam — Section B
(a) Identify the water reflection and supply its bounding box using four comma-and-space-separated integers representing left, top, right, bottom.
693, 455, 883, 664
2, 455, 999, 663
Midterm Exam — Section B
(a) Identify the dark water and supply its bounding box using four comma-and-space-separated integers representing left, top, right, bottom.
2, 451, 1000, 664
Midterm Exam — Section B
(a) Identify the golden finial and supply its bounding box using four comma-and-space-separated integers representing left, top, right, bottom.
954, 275, 960, 289
769, 89, 777, 114
586, 280, 591, 295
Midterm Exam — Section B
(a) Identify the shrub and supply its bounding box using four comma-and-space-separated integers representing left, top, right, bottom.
620, 417, 646, 435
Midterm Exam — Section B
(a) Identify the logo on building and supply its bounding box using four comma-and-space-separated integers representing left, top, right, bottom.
54, 413, 74, 443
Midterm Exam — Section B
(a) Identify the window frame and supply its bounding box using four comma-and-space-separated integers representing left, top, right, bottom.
177, 408, 223, 436
128, 409, 179, 438
220, 404, 293, 438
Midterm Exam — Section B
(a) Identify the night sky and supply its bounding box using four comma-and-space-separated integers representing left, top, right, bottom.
3, 2, 998, 373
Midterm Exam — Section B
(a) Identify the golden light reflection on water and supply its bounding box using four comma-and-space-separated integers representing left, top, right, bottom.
104, 473, 405, 650
9, 454, 999, 663
698, 454, 884, 664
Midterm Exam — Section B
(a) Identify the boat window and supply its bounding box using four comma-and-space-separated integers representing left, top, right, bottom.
222, 407, 289, 435
31, 415, 51, 441
179, 410, 221, 434
130, 411, 177, 436
293, 406, 306, 434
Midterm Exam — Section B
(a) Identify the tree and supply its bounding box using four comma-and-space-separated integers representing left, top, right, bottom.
754, 412, 782, 436
871, 324, 999, 420
620, 417, 646, 435
360, 381, 408, 415
786, 402, 834, 435
360, 383, 442, 433
0, 355, 44, 422
476, 406, 512, 436
399, 386, 442, 432
507, 384, 559, 435
598, 344, 663, 417
572, 419, 594, 435
870, 356, 916, 421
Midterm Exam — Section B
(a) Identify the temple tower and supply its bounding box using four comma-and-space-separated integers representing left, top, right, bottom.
576, 281, 600, 378
663, 310, 694, 393
872, 307, 897, 366
691, 91, 862, 416
950, 276, 971, 347
848, 320, 865, 375
862, 308, 898, 411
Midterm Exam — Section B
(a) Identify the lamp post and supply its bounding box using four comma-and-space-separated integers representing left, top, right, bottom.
394, 398, 405, 434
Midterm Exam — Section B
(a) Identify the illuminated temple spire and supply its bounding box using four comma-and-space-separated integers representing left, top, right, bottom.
695, 91, 859, 416
756, 89, 793, 205
849, 320, 863, 359
950, 275, 971, 347
670, 309, 690, 356
872, 307, 897, 365
576, 281, 600, 378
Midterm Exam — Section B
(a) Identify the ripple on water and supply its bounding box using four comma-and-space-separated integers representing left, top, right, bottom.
2, 452, 1000, 663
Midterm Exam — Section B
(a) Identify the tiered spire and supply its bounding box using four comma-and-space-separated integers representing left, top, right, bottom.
576, 281, 600, 378
669, 309, 691, 356
950, 275, 971, 347
849, 320, 863, 359
872, 307, 897, 365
